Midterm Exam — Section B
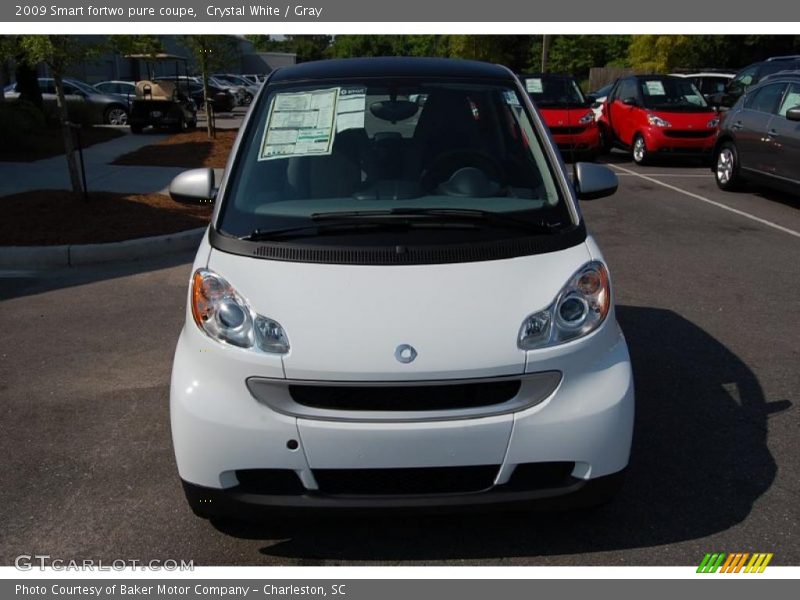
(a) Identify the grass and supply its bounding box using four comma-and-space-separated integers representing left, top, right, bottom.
112, 129, 237, 169
0, 190, 213, 246
0, 127, 126, 162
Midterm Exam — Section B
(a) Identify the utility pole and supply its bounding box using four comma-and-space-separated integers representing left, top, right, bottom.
541, 34, 551, 73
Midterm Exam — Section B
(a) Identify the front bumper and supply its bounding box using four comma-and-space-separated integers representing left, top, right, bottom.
643, 127, 715, 155
170, 315, 634, 513
552, 126, 602, 155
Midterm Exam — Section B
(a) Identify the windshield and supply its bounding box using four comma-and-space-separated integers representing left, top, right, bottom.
218, 78, 571, 245
639, 78, 711, 111
525, 77, 587, 107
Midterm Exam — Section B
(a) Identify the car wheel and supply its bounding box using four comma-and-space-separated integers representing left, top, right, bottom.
715, 141, 743, 191
105, 105, 128, 126
172, 116, 186, 134
632, 134, 648, 165
598, 125, 612, 153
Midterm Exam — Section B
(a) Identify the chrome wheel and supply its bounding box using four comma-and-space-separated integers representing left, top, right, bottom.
106, 107, 128, 126
633, 136, 646, 164
716, 147, 734, 185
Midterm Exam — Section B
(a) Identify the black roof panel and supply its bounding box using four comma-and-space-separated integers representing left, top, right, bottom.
269, 57, 514, 83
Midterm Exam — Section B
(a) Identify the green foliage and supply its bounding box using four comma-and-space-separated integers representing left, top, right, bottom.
182, 35, 238, 74
108, 35, 164, 58
628, 35, 800, 72
545, 36, 631, 76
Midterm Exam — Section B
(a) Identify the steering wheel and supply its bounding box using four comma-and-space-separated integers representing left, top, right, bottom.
420, 149, 505, 192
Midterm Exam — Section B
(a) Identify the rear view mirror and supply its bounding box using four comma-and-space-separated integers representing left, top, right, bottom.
622, 96, 637, 106
169, 168, 216, 204
369, 100, 418, 123
574, 162, 618, 200
786, 107, 800, 122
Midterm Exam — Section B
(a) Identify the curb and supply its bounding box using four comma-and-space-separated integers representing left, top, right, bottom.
0, 227, 207, 269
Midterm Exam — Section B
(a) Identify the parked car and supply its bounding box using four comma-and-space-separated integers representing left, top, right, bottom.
166, 57, 631, 519
186, 81, 236, 113
521, 73, 601, 160
241, 74, 267, 86
599, 74, 719, 164
212, 73, 260, 105
712, 56, 800, 108
208, 76, 248, 106
670, 72, 735, 102
4, 77, 129, 125
712, 71, 800, 194
93, 80, 136, 105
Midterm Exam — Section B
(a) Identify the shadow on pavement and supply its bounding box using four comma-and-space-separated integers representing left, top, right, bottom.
211, 306, 785, 562
0, 251, 196, 301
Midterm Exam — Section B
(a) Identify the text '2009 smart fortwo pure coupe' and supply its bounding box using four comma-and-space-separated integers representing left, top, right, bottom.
168, 57, 634, 519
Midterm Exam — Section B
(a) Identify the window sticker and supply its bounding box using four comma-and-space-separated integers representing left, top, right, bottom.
525, 78, 543, 93
336, 87, 366, 133
644, 81, 666, 96
259, 88, 338, 160
504, 90, 521, 106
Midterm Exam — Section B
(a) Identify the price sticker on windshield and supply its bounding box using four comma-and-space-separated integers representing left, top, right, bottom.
525, 78, 544, 93
259, 88, 338, 161
644, 81, 666, 96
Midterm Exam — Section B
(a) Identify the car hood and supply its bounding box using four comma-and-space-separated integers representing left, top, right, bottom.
206, 241, 593, 381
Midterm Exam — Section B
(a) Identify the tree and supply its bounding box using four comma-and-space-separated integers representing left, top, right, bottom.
182, 35, 238, 138
0, 36, 18, 105
18, 35, 101, 195
247, 35, 332, 63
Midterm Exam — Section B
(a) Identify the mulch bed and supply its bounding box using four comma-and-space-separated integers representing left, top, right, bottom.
0, 128, 126, 163
0, 190, 212, 246
112, 129, 237, 168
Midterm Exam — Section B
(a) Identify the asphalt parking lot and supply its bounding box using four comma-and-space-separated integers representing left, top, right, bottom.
0, 151, 798, 566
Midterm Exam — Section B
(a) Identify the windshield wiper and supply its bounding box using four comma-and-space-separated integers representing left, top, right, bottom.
312, 208, 563, 234
241, 217, 476, 241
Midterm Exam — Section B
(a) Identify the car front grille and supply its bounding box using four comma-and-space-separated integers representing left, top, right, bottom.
288, 379, 521, 412
550, 126, 586, 135
663, 129, 715, 138
312, 465, 500, 495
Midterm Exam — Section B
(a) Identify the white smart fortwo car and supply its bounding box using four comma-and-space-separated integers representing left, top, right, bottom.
169, 58, 634, 519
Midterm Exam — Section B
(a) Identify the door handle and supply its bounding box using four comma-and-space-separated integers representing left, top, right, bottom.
731, 121, 743, 130
766, 129, 779, 138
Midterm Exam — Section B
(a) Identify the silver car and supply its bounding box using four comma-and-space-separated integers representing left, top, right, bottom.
4, 77, 129, 125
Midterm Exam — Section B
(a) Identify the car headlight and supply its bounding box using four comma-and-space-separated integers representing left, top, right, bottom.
518, 261, 611, 350
578, 111, 595, 124
707, 118, 719, 128
191, 269, 289, 354
647, 114, 671, 127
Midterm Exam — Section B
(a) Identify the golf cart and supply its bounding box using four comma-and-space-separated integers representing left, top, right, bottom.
126, 53, 198, 134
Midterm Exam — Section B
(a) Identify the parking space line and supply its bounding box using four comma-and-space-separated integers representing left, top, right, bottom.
609, 163, 800, 240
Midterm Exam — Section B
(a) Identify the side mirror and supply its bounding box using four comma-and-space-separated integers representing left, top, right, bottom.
169, 168, 216, 204
574, 162, 618, 200
622, 96, 637, 106
586, 94, 597, 104
786, 107, 800, 122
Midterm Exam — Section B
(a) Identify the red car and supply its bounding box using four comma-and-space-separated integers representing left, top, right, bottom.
599, 75, 719, 164
522, 73, 601, 160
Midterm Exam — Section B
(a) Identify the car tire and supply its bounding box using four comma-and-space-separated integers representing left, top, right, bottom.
598, 124, 612, 154
632, 134, 648, 165
104, 105, 128, 126
714, 141, 743, 191
172, 116, 186, 134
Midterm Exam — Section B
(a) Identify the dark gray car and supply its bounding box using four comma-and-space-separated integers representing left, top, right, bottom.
4, 77, 129, 125
713, 71, 800, 195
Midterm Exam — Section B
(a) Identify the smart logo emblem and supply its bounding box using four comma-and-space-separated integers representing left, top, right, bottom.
395, 344, 417, 364
697, 552, 774, 573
